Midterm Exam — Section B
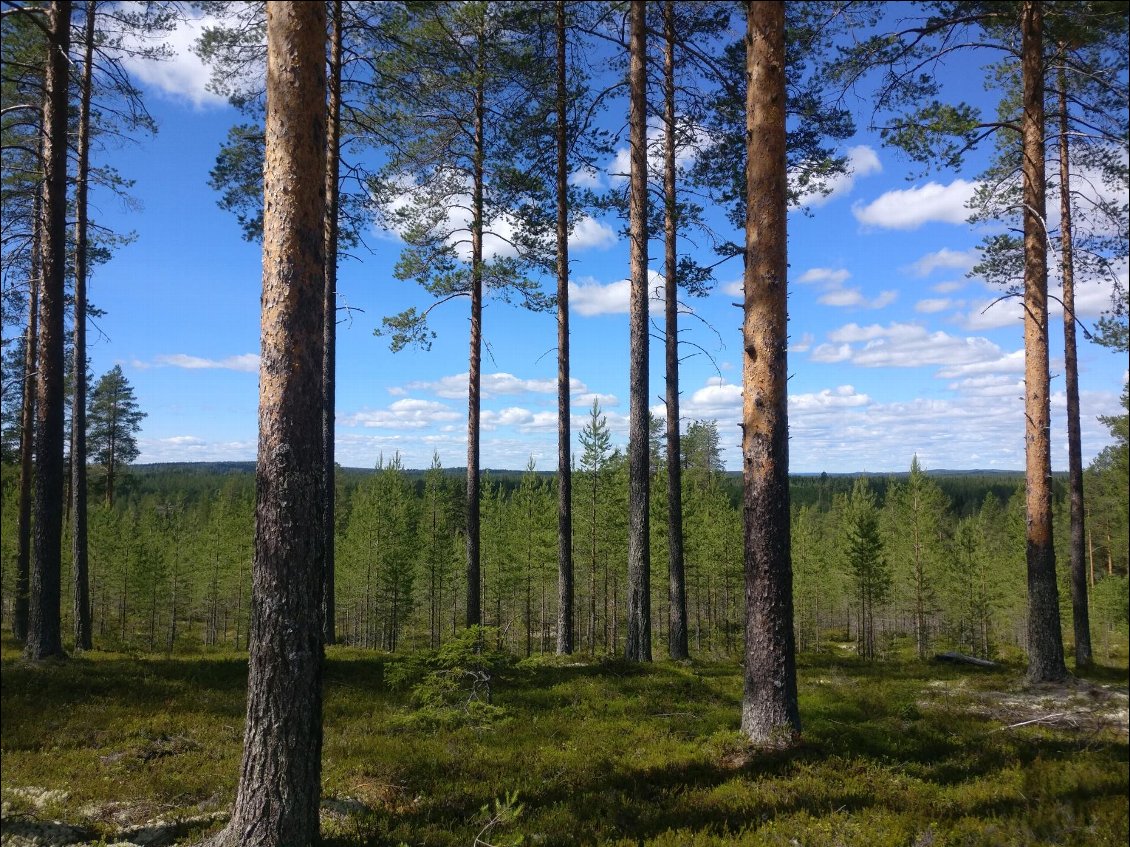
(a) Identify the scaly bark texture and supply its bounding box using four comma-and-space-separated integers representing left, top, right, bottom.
663, 0, 689, 662
466, 44, 486, 628
555, 0, 574, 655
740, 0, 799, 746
625, 0, 651, 663
1057, 59, 1091, 670
322, 0, 342, 647
1020, 0, 1067, 685
26, 0, 72, 662
14, 202, 39, 642
208, 4, 328, 844
72, 0, 96, 652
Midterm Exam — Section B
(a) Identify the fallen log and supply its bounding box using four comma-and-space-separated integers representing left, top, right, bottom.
933, 651, 1000, 668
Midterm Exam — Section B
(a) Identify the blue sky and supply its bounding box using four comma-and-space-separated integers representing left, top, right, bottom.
75, 11, 1127, 474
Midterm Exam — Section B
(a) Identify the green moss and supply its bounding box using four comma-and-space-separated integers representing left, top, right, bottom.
2, 637, 1126, 845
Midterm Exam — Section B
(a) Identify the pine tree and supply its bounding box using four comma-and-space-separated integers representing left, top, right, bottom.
25, 0, 72, 662
578, 399, 612, 654
739, 0, 798, 744
883, 456, 950, 660
87, 365, 146, 507
842, 478, 890, 661
624, 0, 651, 663
369, 1, 552, 629
207, 3, 327, 843
834, 0, 1070, 684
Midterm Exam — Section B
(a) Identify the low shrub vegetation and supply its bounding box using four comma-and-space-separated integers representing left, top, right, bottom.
1, 636, 1126, 846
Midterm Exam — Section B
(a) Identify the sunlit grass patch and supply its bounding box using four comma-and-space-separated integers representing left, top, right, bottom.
2, 635, 1126, 845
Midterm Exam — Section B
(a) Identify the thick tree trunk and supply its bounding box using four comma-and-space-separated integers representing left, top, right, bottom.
322, 0, 342, 647
14, 213, 39, 642
466, 56, 485, 629
1057, 59, 1091, 671
71, 0, 96, 653
555, 0, 574, 655
26, 0, 72, 662
1020, 0, 1067, 685
740, 0, 800, 746
663, 0, 689, 662
207, 4, 328, 844
625, 0, 651, 663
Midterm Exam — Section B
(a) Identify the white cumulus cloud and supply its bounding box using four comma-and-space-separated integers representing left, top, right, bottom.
852, 179, 979, 230
569, 271, 665, 317
117, 14, 238, 109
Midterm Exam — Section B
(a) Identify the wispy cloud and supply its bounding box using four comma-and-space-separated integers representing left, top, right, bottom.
798, 267, 851, 285
852, 179, 978, 230
907, 247, 979, 276
818, 288, 898, 309
154, 353, 259, 372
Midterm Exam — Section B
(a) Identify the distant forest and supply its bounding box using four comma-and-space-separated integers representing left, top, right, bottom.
3, 449, 1124, 661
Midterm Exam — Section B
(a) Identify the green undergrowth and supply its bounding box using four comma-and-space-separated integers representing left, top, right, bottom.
2, 635, 1126, 846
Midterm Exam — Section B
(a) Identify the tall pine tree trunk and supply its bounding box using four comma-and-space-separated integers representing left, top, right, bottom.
322, 0, 342, 647
555, 0, 574, 654
1057, 57, 1091, 670
1020, 0, 1067, 684
466, 43, 486, 629
71, 0, 96, 652
663, 0, 689, 662
740, 0, 799, 745
14, 202, 39, 642
26, 0, 72, 662
625, 0, 651, 662
207, 4, 327, 843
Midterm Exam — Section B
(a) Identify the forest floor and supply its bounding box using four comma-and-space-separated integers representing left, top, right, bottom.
1, 635, 1127, 847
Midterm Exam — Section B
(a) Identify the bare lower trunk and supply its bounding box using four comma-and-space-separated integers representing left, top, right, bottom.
624, 0, 651, 663
14, 232, 38, 642
208, 5, 328, 844
1057, 58, 1091, 671
555, 0, 574, 654
663, 0, 688, 662
26, 0, 72, 662
466, 56, 486, 629
740, 0, 799, 746
71, 0, 96, 653
321, 0, 342, 647
1020, 0, 1067, 685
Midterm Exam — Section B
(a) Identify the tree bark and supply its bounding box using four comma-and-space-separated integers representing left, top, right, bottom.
663, 0, 689, 662
13, 201, 39, 642
207, 4, 327, 844
71, 0, 96, 653
322, 0, 342, 647
625, 0, 651, 663
740, 0, 799, 745
555, 0, 574, 655
1020, 0, 1067, 685
1057, 57, 1091, 671
26, 0, 72, 662
466, 39, 486, 629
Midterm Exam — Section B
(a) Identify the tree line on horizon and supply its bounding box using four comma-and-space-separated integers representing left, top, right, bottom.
2, 1, 1127, 845
3, 426, 1127, 662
